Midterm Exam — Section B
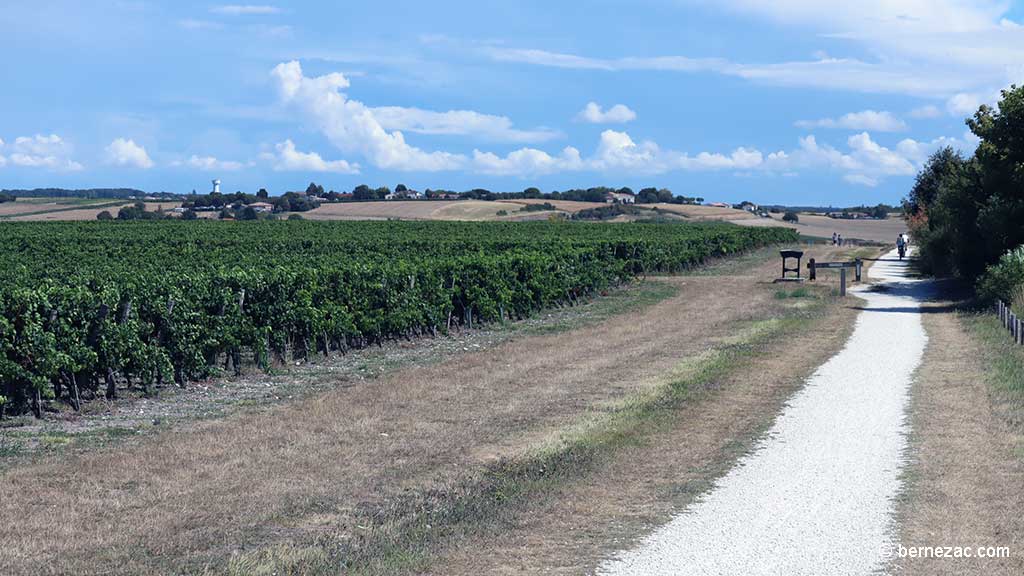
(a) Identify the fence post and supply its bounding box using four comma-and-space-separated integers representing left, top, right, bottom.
855, 258, 862, 282
839, 267, 847, 296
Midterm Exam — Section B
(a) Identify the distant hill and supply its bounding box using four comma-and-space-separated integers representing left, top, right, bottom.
0, 188, 178, 200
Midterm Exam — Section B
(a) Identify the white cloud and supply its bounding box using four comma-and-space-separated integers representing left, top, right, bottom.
576, 102, 637, 124
472, 146, 582, 176
795, 110, 906, 132
175, 155, 245, 171
946, 92, 983, 116
105, 138, 153, 169
210, 5, 280, 15
909, 105, 942, 119
370, 106, 561, 143
263, 139, 360, 173
178, 19, 222, 30
8, 134, 83, 171
483, 0, 1024, 98
271, 60, 466, 171
844, 174, 879, 187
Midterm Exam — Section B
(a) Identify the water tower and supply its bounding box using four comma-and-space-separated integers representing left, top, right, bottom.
212, 179, 221, 194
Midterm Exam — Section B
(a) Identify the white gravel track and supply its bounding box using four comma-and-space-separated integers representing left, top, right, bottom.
599, 249, 927, 575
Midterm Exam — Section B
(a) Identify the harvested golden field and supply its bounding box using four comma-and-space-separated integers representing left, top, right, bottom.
9, 202, 180, 221
730, 213, 907, 243
643, 203, 757, 220
496, 199, 607, 213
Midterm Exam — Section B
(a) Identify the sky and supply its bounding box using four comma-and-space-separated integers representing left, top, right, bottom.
2, 1, 1023, 205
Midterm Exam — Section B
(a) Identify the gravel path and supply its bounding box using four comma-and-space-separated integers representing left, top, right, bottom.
599, 249, 927, 575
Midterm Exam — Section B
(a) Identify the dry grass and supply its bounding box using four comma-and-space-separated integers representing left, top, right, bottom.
0, 246, 866, 575
642, 203, 756, 220
496, 199, 606, 213
892, 303, 1024, 575
432, 270, 862, 574
731, 212, 908, 243
8, 202, 179, 221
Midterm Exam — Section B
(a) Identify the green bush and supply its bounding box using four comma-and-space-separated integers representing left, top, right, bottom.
977, 246, 1024, 305
782, 211, 799, 223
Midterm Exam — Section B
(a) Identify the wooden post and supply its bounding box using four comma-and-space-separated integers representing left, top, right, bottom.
839, 267, 847, 296
855, 259, 862, 282
808, 258, 816, 281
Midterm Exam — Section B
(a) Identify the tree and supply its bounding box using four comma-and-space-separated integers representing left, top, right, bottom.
523, 187, 542, 198
352, 184, 374, 200
395, 184, 408, 192
306, 182, 324, 196
96, 210, 113, 220
181, 209, 198, 221
257, 188, 269, 199
782, 211, 799, 223
287, 213, 304, 220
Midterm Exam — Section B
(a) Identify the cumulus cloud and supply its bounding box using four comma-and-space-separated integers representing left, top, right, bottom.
946, 92, 984, 116
8, 134, 83, 171
210, 4, 279, 15
271, 60, 466, 171
263, 139, 360, 173
576, 102, 637, 124
105, 138, 154, 169
795, 110, 907, 132
370, 106, 560, 143
472, 146, 582, 176
175, 155, 245, 171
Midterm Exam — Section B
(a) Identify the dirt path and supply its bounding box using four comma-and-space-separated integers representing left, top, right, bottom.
598, 249, 925, 575
893, 292, 1024, 574
0, 245, 857, 575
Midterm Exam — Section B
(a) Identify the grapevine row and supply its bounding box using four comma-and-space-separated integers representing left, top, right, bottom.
0, 220, 797, 416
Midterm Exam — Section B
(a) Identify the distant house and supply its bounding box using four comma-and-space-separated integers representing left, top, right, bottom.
605, 191, 636, 204
386, 189, 424, 200
707, 201, 731, 208
736, 201, 759, 212
249, 202, 274, 213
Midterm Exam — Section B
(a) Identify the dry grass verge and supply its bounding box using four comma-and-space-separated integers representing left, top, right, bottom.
893, 299, 1024, 575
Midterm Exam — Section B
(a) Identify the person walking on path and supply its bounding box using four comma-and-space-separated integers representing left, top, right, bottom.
832, 232, 838, 246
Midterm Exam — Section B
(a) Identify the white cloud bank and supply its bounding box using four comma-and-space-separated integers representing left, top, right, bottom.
795, 110, 906, 132
262, 139, 360, 173
482, 1, 1024, 99
576, 102, 637, 124
210, 5, 280, 15
271, 60, 466, 171
370, 106, 560, 143
3, 134, 83, 171
105, 137, 153, 169
270, 60, 975, 184
173, 155, 246, 171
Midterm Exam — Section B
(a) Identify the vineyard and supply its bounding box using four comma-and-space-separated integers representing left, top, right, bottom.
0, 220, 796, 416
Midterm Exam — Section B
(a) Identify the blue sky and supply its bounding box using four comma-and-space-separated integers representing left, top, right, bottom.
2, 1, 1023, 205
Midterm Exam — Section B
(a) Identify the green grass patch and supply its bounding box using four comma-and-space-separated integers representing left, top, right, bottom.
966, 313, 1024, 398
774, 286, 814, 299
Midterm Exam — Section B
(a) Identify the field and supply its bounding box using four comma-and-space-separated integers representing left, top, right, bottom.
0, 198, 179, 221
299, 200, 755, 222
0, 220, 796, 417
730, 212, 907, 243
303, 200, 555, 221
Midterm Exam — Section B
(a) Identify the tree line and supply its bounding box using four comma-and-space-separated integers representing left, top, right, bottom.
904, 84, 1024, 303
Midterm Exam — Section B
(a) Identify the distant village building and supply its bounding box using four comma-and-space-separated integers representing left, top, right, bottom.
249, 202, 274, 213
707, 201, 731, 208
386, 189, 425, 200
605, 190, 636, 204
